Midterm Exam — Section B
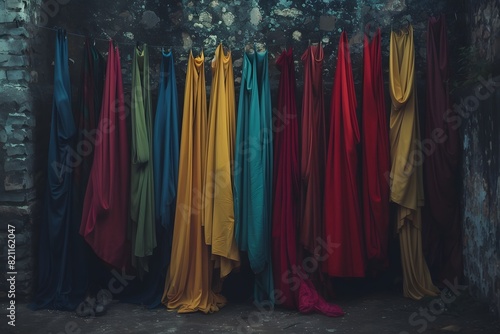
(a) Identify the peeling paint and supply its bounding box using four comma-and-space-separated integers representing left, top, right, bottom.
250, 7, 262, 26
292, 30, 302, 41
274, 8, 303, 18
222, 12, 235, 26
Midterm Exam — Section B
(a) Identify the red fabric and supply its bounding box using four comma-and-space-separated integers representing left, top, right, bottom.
80, 41, 131, 270
361, 29, 391, 271
272, 48, 300, 309
423, 15, 462, 282
300, 44, 327, 254
272, 49, 343, 317
324, 32, 365, 277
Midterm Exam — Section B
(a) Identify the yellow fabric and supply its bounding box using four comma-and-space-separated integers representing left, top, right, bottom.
389, 26, 439, 300
162, 51, 226, 313
203, 44, 240, 278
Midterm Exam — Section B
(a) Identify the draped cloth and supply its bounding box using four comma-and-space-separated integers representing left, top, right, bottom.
389, 26, 439, 300
324, 31, 365, 277
74, 38, 105, 205
234, 48, 274, 303
204, 44, 240, 278
130, 44, 156, 272
32, 29, 84, 310
80, 41, 130, 270
362, 29, 391, 270
272, 49, 344, 317
423, 15, 463, 283
122, 51, 179, 307
73, 38, 106, 298
272, 48, 300, 309
300, 44, 326, 254
163, 51, 226, 313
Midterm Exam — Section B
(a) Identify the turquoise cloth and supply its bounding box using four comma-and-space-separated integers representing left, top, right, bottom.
234, 48, 274, 304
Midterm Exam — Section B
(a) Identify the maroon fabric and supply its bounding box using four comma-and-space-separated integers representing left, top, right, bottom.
324, 32, 365, 277
361, 29, 391, 271
423, 15, 463, 282
300, 44, 326, 254
272, 48, 300, 309
272, 49, 343, 317
80, 41, 131, 270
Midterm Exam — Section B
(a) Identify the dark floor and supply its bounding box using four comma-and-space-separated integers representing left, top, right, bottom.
1, 289, 498, 334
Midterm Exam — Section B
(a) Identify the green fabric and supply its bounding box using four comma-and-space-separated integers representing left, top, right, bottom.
130, 44, 156, 272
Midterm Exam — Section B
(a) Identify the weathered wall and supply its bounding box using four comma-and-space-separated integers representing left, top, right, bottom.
36, 0, 459, 91
0, 0, 41, 300
461, 0, 500, 318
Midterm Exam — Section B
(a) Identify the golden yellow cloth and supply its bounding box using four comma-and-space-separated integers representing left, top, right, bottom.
203, 44, 240, 278
389, 25, 439, 300
162, 51, 226, 313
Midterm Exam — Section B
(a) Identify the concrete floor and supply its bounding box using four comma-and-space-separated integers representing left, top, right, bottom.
1, 290, 498, 334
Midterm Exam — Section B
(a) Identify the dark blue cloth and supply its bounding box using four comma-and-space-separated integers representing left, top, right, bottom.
32, 29, 85, 311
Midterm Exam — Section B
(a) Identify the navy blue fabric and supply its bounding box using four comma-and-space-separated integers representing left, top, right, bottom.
32, 29, 85, 311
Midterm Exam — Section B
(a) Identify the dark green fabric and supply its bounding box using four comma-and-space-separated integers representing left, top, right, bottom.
130, 44, 156, 273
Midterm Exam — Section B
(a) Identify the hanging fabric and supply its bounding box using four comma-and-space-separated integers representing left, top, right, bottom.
423, 15, 463, 283
32, 29, 84, 310
122, 50, 180, 307
80, 40, 131, 270
74, 38, 105, 205
362, 28, 391, 271
300, 43, 327, 255
271, 49, 344, 317
324, 31, 365, 278
73, 38, 107, 301
204, 43, 240, 278
234, 47, 274, 304
272, 48, 301, 309
129, 43, 156, 273
389, 25, 439, 300
163, 51, 226, 313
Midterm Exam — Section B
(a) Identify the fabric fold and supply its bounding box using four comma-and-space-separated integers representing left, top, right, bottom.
122, 50, 180, 308
163, 51, 226, 313
204, 44, 240, 278
423, 15, 463, 283
130, 44, 156, 273
389, 25, 439, 300
362, 29, 391, 271
324, 31, 365, 278
80, 40, 130, 271
32, 29, 83, 311
234, 47, 274, 304
272, 48, 344, 317
300, 43, 326, 256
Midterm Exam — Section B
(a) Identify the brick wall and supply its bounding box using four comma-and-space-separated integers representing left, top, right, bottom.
0, 0, 40, 300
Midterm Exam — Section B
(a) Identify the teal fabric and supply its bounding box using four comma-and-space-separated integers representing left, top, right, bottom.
234, 48, 274, 304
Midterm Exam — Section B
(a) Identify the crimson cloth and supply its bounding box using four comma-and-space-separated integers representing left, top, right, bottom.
80, 41, 131, 269
272, 49, 343, 317
423, 15, 463, 282
272, 48, 301, 309
361, 29, 391, 270
324, 32, 365, 277
300, 44, 327, 254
